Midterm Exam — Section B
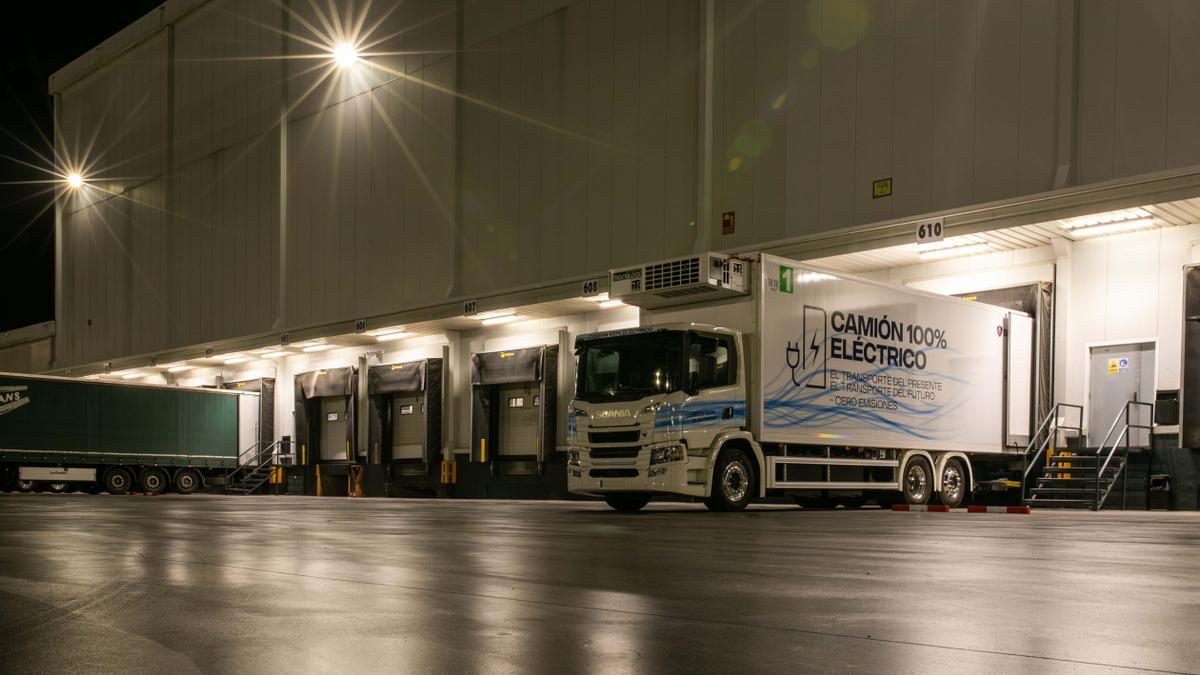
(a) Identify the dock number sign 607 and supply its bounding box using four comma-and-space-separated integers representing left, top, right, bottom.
916, 217, 944, 244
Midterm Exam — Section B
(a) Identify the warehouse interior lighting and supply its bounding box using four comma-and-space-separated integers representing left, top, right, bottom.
917, 241, 994, 261
260, 351, 288, 359
584, 292, 610, 302
481, 314, 520, 326
1064, 217, 1158, 239
374, 330, 412, 342
66, 172, 84, 189
120, 371, 143, 380
302, 344, 331, 353
598, 299, 626, 309
166, 364, 193, 373
333, 43, 359, 67
223, 355, 249, 365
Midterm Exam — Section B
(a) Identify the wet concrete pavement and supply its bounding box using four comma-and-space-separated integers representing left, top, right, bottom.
0, 495, 1197, 673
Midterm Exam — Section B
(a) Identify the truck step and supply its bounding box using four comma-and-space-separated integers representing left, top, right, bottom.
1026, 498, 1095, 508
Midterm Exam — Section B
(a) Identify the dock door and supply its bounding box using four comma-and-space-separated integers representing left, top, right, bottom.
470, 346, 557, 481
367, 359, 443, 496
294, 367, 357, 496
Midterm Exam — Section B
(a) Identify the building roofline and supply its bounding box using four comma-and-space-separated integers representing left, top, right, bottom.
48, 0, 208, 95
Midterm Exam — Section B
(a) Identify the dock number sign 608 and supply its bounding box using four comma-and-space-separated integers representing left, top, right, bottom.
916, 218, 945, 244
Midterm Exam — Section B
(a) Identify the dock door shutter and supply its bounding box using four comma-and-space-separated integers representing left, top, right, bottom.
367, 359, 444, 465
223, 378, 276, 450
470, 347, 544, 463
294, 367, 357, 463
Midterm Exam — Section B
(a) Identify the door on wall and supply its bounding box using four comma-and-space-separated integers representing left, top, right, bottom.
390, 394, 424, 460
1087, 342, 1155, 447
497, 382, 540, 457
319, 396, 349, 461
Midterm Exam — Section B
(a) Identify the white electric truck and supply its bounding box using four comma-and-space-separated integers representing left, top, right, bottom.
567, 252, 1034, 511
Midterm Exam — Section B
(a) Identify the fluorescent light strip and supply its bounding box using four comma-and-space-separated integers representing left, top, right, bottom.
481, 314, 519, 326
374, 331, 412, 342
167, 365, 192, 373
260, 351, 287, 359
1065, 217, 1157, 238
917, 243, 993, 261
224, 356, 249, 365
598, 300, 625, 309
303, 344, 331, 353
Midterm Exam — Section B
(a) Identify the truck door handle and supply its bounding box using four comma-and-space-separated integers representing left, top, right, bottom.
722, 407, 734, 419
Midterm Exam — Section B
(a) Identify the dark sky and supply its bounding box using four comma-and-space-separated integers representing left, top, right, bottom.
0, 2, 163, 332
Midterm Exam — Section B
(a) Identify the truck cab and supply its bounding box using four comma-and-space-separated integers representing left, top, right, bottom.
567, 324, 761, 511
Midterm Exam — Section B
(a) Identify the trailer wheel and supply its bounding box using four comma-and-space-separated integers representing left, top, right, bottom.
174, 469, 200, 495
15, 478, 35, 493
938, 458, 969, 508
139, 468, 168, 494
46, 482, 69, 493
705, 447, 755, 512
902, 456, 933, 505
103, 467, 133, 495
604, 493, 651, 512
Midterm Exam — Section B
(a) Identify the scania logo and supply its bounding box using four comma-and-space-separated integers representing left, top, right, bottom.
593, 409, 632, 419
0, 385, 29, 416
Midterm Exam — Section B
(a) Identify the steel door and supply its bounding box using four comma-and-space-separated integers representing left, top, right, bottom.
391, 394, 424, 460
497, 382, 539, 457
319, 396, 349, 461
1088, 343, 1155, 447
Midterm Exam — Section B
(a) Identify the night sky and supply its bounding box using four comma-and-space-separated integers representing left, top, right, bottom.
0, 2, 162, 332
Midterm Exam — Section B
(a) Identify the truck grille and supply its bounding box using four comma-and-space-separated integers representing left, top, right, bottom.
588, 430, 640, 444
588, 446, 641, 459
590, 469, 638, 478
644, 257, 700, 291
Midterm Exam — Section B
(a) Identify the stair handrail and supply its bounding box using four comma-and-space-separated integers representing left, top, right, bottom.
1022, 403, 1083, 500
1094, 400, 1155, 509
225, 440, 283, 492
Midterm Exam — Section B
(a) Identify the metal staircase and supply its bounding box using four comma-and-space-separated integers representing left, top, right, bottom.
224, 440, 283, 495
1024, 401, 1153, 510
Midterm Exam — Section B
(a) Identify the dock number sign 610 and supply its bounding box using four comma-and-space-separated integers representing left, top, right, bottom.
916, 217, 945, 244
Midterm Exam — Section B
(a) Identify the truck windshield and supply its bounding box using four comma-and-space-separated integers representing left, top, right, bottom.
575, 331, 684, 402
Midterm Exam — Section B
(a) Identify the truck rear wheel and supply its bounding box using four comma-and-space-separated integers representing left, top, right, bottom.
604, 493, 651, 512
705, 447, 754, 512
46, 482, 69, 493
139, 468, 168, 494
15, 478, 35, 493
174, 469, 200, 495
938, 458, 969, 508
103, 467, 133, 495
902, 456, 933, 505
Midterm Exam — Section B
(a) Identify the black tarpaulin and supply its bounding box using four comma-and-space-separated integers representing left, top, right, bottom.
471, 347, 543, 385
294, 367, 357, 469
366, 359, 443, 468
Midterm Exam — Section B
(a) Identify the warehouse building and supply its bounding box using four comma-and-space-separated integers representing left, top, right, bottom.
39, 0, 1200, 505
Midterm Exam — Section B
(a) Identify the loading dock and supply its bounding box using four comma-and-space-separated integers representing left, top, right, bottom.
367, 358, 444, 497
467, 346, 562, 498
294, 367, 357, 496
221, 377, 276, 456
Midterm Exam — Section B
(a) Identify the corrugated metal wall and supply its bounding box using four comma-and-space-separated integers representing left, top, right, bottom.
53, 0, 1200, 368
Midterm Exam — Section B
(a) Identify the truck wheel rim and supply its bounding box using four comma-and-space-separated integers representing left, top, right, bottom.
49, 483, 68, 492
722, 462, 748, 502
179, 474, 194, 490
17, 480, 33, 490
906, 464, 928, 501
942, 464, 963, 501
146, 475, 161, 490
111, 474, 126, 489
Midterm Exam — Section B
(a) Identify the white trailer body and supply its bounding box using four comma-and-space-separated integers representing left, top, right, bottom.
756, 253, 1032, 454
567, 252, 1036, 511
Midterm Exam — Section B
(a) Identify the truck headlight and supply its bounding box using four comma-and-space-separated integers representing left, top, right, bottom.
650, 444, 685, 465
573, 408, 589, 418
567, 449, 581, 467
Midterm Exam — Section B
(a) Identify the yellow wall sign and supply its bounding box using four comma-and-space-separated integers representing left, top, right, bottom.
1108, 357, 1129, 374
499, 352, 514, 358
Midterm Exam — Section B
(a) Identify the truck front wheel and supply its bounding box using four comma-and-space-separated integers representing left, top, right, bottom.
103, 467, 133, 495
15, 478, 35, 493
604, 493, 651, 512
902, 456, 933, 505
705, 447, 754, 512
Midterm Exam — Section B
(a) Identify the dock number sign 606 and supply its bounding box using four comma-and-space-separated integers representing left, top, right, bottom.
916, 217, 945, 244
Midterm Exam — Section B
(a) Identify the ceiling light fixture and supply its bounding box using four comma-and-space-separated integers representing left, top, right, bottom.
1064, 217, 1157, 239
917, 242, 994, 261
481, 314, 519, 326
303, 344, 331, 353
598, 299, 626, 309
66, 172, 84, 189
333, 42, 359, 67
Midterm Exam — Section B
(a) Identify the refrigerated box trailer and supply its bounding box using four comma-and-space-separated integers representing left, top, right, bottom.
567, 252, 1035, 511
0, 372, 259, 494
